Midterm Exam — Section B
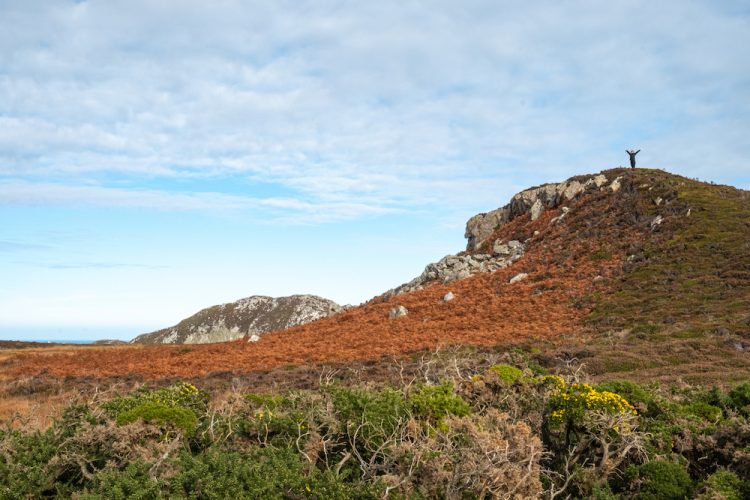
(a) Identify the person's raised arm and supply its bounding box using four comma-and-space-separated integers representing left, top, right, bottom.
635, 150, 640, 155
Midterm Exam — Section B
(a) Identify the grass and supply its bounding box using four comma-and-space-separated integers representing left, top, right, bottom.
589, 170, 750, 337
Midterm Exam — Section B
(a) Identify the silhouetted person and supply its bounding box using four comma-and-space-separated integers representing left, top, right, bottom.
626, 149, 640, 169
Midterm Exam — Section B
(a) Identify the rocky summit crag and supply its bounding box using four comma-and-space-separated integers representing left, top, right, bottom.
132, 294, 342, 344
465, 173, 610, 251
383, 172, 613, 299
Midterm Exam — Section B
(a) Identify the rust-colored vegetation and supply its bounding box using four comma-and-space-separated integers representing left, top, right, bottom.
2, 169, 747, 386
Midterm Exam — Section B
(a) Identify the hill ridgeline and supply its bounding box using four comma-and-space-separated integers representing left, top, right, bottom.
132, 295, 343, 344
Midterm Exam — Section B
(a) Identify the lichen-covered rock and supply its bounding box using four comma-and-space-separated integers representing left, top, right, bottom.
465, 173, 609, 251
465, 207, 510, 252
530, 199, 544, 221
389, 305, 408, 318
492, 239, 524, 258
509, 273, 528, 284
382, 243, 525, 299
132, 295, 342, 344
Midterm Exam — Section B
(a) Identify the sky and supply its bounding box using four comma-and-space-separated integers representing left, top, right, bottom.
1, 1, 748, 341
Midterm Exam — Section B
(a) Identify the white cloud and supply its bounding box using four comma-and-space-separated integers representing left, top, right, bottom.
0, 179, 400, 222
0, 0, 747, 216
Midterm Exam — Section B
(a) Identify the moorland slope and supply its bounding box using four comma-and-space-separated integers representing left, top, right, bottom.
5, 168, 748, 383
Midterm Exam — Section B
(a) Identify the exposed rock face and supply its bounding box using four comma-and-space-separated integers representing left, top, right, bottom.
530, 199, 544, 221
509, 273, 529, 284
132, 295, 342, 344
389, 305, 409, 319
464, 208, 510, 251
383, 240, 525, 299
465, 174, 608, 251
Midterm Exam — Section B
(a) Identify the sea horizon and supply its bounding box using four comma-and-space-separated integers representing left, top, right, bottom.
0, 325, 149, 344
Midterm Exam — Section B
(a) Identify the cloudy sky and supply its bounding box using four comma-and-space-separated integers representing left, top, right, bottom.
1, 1, 748, 341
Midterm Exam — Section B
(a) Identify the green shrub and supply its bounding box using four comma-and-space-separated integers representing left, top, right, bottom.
625, 460, 693, 500
327, 385, 408, 446
590, 481, 618, 499
117, 402, 198, 437
244, 393, 288, 411
597, 380, 656, 408
170, 446, 380, 499
728, 383, 750, 415
488, 364, 524, 384
77, 462, 160, 500
681, 401, 722, 422
0, 429, 59, 498
704, 386, 731, 410
697, 469, 745, 500
55, 404, 99, 438
410, 382, 471, 424
102, 382, 208, 419
239, 405, 307, 447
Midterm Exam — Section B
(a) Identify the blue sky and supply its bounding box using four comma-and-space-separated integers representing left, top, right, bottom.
1, 1, 748, 341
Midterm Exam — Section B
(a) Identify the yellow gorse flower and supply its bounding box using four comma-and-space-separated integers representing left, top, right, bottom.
548, 380, 636, 424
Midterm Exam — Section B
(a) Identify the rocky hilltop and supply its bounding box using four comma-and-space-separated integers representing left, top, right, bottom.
12, 168, 749, 383
382, 172, 614, 299
132, 295, 342, 344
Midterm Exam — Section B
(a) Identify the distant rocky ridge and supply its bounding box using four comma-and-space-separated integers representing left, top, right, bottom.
132, 295, 342, 344
94, 339, 127, 345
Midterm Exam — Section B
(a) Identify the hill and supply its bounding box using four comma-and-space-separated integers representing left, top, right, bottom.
2, 167, 749, 498
4, 168, 748, 382
131, 295, 343, 344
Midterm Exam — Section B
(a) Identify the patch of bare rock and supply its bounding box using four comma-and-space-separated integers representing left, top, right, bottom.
382, 239, 525, 299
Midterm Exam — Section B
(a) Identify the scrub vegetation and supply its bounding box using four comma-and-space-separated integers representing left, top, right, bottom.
2, 357, 749, 498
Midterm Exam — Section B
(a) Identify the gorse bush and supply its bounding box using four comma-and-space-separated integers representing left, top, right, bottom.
409, 382, 471, 426
547, 381, 636, 426
326, 384, 408, 449
1, 357, 748, 499
624, 460, 693, 500
697, 469, 748, 500
102, 382, 209, 419
117, 402, 198, 437
0, 428, 58, 498
728, 382, 750, 416
169, 446, 381, 499
487, 363, 524, 384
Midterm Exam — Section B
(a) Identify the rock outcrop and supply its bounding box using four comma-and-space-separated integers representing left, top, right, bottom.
465, 174, 608, 251
132, 295, 342, 344
389, 306, 408, 319
383, 173, 612, 300
382, 239, 525, 299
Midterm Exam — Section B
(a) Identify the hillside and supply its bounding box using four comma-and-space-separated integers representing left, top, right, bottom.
132, 295, 343, 344
5, 168, 748, 382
